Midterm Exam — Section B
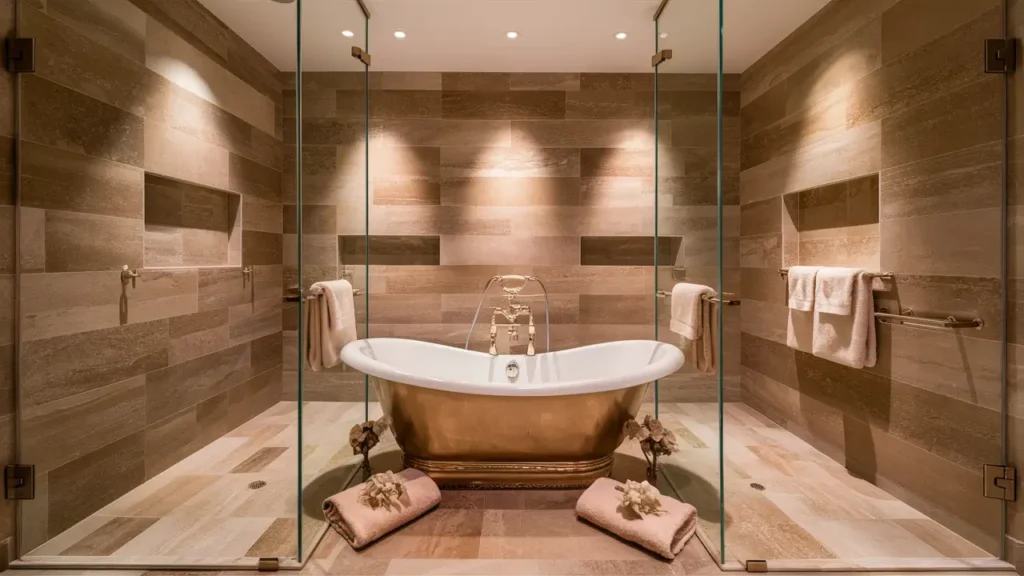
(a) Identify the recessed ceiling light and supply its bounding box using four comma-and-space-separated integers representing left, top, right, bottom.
659, 32, 668, 39
341, 30, 354, 37
393, 31, 406, 39
507, 31, 518, 39
615, 32, 627, 40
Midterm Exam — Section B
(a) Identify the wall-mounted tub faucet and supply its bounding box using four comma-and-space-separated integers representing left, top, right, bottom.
467, 274, 549, 356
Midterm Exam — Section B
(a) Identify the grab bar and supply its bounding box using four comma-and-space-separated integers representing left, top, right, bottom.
875, 308, 983, 330
656, 291, 741, 306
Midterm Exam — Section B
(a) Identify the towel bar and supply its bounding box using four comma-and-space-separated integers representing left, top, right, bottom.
282, 288, 362, 303
778, 268, 894, 280
655, 291, 741, 306
875, 309, 983, 330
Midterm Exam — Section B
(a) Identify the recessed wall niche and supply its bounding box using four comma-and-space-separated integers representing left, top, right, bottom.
144, 173, 242, 268
782, 173, 880, 270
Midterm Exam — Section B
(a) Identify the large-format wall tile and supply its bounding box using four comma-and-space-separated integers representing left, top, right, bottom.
511, 120, 654, 149
565, 91, 652, 120
168, 309, 229, 365
21, 319, 168, 408
23, 75, 144, 167
48, 432, 146, 537
242, 230, 283, 266
373, 119, 512, 147
580, 148, 652, 178
45, 0, 146, 64
45, 210, 143, 273
441, 147, 580, 178
442, 91, 565, 120
442, 73, 511, 91
367, 90, 441, 119
21, 141, 144, 220
145, 19, 276, 137
381, 72, 441, 91
511, 73, 580, 91
740, 197, 781, 237
228, 298, 281, 345
440, 235, 580, 266
339, 235, 440, 266
23, 4, 148, 117
880, 208, 1001, 277
881, 0, 999, 63
282, 204, 335, 235
19, 207, 45, 273
197, 267, 249, 311
580, 73, 654, 92
228, 152, 282, 203
579, 236, 679, 266
881, 141, 1000, 221
145, 120, 230, 190
22, 375, 146, 474
441, 177, 580, 206
578, 295, 653, 325
145, 341, 250, 423
881, 76, 1000, 170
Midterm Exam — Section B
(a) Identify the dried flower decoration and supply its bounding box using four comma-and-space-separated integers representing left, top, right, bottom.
349, 415, 392, 455
359, 471, 404, 510
615, 479, 664, 517
623, 415, 678, 482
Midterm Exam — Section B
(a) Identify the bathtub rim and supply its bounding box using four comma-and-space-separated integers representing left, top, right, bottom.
340, 337, 684, 397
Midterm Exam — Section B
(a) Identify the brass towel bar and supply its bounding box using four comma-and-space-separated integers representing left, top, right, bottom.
656, 291, 741, 306
778, 268, 895, 280
283, 288, 361, 303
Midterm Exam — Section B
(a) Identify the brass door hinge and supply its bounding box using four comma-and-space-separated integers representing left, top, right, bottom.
746, 559, 768, 572
651, 49, 672, 67
985, 38, 1016, 74
5, 465, 35, 500
5, 37, 35, 73
351, 46, 371, 67
257, 557, 280, 571
984, 464, 1016, 501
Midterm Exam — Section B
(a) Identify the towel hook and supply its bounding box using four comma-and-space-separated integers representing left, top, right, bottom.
121, 264, 139, 288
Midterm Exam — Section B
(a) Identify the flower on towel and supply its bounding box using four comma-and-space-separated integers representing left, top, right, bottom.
359, 471, 404, 510
615, 479, 664, 517
349, 415, 393, 455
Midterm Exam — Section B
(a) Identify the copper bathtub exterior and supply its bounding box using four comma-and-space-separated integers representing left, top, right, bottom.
371, 376, 650, 488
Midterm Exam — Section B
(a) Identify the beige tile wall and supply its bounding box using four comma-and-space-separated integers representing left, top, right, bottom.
15, 0, 284, 553
280, 71, 740, 402
739, 0, 1006, 555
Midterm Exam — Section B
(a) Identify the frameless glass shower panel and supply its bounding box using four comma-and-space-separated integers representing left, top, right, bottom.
654, 0, 729, 565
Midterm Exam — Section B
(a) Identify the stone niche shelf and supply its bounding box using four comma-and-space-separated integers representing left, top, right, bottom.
143, 172, 242, 268
782, 173, 880, 270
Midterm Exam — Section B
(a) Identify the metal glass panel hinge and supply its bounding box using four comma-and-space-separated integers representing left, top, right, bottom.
651, 49, 672, 67
5, 465, 35, 500
985, 38, 1016, 74
351, 46, 371, 66
5, 37, 35, 73
983, 464, 1016, 501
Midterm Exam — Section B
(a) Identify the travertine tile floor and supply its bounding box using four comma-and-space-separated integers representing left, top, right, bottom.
13, 401, 1016, 575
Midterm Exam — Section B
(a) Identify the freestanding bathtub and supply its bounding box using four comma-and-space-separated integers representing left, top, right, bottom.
339, 338, 685, 488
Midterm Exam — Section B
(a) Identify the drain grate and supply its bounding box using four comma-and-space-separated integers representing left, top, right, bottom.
248, 480, 267, 490
750, 482, 766, 491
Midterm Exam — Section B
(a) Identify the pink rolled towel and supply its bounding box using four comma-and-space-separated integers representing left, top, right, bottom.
322, 468, 441, 549
576, 477, 698, 560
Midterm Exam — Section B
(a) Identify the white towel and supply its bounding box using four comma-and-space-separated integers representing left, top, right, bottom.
669, 283, 717, 374
787, 266, 821, 311
812, 271, 876, 369
306, 279, 357, 371
814, 267, 860, 316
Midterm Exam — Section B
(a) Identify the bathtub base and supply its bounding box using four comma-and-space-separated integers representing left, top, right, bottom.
404, 454, 614, 489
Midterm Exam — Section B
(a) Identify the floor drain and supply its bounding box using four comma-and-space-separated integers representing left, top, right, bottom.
249, 480, 267, 490
750, 482, 765, 491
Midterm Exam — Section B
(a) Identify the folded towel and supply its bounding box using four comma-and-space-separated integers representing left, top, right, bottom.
814, 267, 860, 316
668, 283, 718, 375
576, 477, 698, 560
306, 279, 358, 371
323, 468, 441, 549
812, 271, 877, 369
787, 266, 821, 311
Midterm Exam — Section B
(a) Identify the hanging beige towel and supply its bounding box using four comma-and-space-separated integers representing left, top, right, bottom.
814, 267, 860, 316
576, 477, 699, 560
812, 270, 876, 369
323, 468, 441, 549
669, 283, 717, 374
787, 266, 821, 311
305, 279, 357, 371
786, 266, 820, 353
